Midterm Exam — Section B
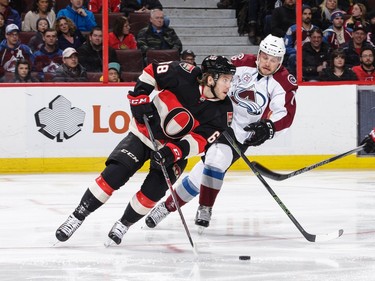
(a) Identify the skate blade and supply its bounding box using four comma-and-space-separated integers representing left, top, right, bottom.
104, 239, 115, 248
52, 240, 61, 246
197, 226, 206, 235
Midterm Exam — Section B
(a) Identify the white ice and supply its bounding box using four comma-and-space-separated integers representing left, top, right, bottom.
0, 170, 374, 281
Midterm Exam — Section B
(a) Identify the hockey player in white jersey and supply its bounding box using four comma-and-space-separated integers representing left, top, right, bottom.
145, 34, 299, 229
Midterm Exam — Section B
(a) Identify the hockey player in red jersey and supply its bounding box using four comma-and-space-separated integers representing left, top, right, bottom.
361, 128, 375, 153
55, 55, 235, 244
145, 34, 299, 229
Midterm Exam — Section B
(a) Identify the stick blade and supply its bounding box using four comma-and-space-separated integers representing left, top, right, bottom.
252, 161, 288, 181
310, 229, 344, 242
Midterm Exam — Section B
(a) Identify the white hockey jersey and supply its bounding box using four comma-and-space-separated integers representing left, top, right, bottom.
229, 53, 298, 144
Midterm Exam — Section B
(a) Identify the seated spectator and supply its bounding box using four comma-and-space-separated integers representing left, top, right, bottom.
0, 0, 21, 29
352, 46, 375, 81
302, 27, 330, 81
108, 16, 137, 49
344, 22, 372, 67
180, 49, 196, 65
57, 0, 97, 32
137, 9, 182, 59
0, 12, 5, 42
53, 47, 88, 82
11, 58, 39, 82
77, 26, 118, 72
284, 5, 317, 76
311, 0, 339, 30
344, 3, 369, 31
23, 0, 56, 32
88, 0, 120, 13
271, 0, 296, 38
320, 48, 358, 81
120, 0, 162, 17
0, 24, 34, 78
33, 28, 63, 78
28, 17, 50, 52
367, 11, 375, 47
100, 62, 121, 82
323, 10, 353, 49
54, 16, 86, 51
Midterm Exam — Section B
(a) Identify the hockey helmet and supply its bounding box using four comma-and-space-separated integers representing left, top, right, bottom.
201, 55, 236, 77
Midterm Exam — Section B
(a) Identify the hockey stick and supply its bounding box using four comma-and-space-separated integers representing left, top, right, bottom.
143, 115, 197, 254
252, 144, 365, 181
222, 131, 344, 242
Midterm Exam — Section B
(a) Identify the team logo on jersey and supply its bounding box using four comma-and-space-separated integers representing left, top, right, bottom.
179, 62, 195, 73
288, 74, 297, 86
231, 84, 265, 115
162, 107, 195, 139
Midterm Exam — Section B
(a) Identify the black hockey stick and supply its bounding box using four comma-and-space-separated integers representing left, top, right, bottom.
143, 115, 197, 254
222, 131, 344, 242
252, 144, 365, 181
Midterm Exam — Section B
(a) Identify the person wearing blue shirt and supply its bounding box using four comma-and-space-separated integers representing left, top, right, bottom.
57, 0, 96, 32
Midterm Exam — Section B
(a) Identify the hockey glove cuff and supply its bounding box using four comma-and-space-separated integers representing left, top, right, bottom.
127, 92, 154, 124
243, 119, 275, 146
151, 143, 183, 169
360, 128, 375, 154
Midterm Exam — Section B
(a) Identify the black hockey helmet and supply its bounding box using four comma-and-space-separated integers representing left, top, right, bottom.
201, 55, 236, 76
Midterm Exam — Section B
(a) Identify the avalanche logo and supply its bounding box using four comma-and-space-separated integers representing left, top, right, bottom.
34, 95, 85, 142
162, 108, 194, 139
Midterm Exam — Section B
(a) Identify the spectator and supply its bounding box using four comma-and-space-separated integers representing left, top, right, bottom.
120, 0, 162, 17
323, 10, 353, 49
302, 27, 330, 81
100, 62, 121, 82
0, 24, 34, 77
180, 49, 196, 65
352, 46, 375, 81
53, 47, 88, 82
33, 28, 63, 78
0, 0, 21, 29
54, 16, 86, 51
0, 12, 5, 42
320, 48, 358, 80
345, 3, 369, 31
271, 0, 296, 38
284, 5, 317, 75
57, 0, 97, 32
11, 58, 39, 82
137, 9, 182, 58
344, 22, 372, 67
368, 11, 375, 47
28, 17, 50, 52
22, 0, 56, 32
108, 16, 137, 50
77, 26, 118, 72
88, 0, 120, 13
312, 0, 339, 30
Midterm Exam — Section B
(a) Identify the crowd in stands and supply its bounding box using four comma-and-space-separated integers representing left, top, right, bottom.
0, 0, 374, 83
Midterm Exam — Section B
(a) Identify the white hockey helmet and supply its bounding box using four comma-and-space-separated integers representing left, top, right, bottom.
257, 34, 286, 74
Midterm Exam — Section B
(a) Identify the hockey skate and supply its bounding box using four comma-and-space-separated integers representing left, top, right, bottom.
105, 221, 128, 247
145, 202, 170, 228
55, 214, 84, 242
195, 205, 212, 234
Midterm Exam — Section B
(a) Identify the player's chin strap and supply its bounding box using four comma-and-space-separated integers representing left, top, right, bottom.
209, 73, 220, 98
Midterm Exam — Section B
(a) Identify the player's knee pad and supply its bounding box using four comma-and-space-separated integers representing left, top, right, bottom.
101, 161, 132, 190
205, 143, 233, 172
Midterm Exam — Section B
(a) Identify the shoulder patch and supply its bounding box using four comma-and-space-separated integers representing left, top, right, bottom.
179, 62, 195, 73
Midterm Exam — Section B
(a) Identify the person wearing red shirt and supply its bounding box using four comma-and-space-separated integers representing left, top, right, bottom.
352, 46, 375, 81
108, 16, 137, 49
88, 0, 120, 13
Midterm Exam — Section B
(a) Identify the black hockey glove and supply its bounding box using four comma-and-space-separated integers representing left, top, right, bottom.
243, 119, 275, 146
150, 143, 183, 169
127, 91, 155, 124
360, 128, 375, 153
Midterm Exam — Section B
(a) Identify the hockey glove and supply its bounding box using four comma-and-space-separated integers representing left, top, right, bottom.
360, 128, 375, 153
243, 119, 275, 146
127, 91, 155, 124
150, 143, 183, 169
